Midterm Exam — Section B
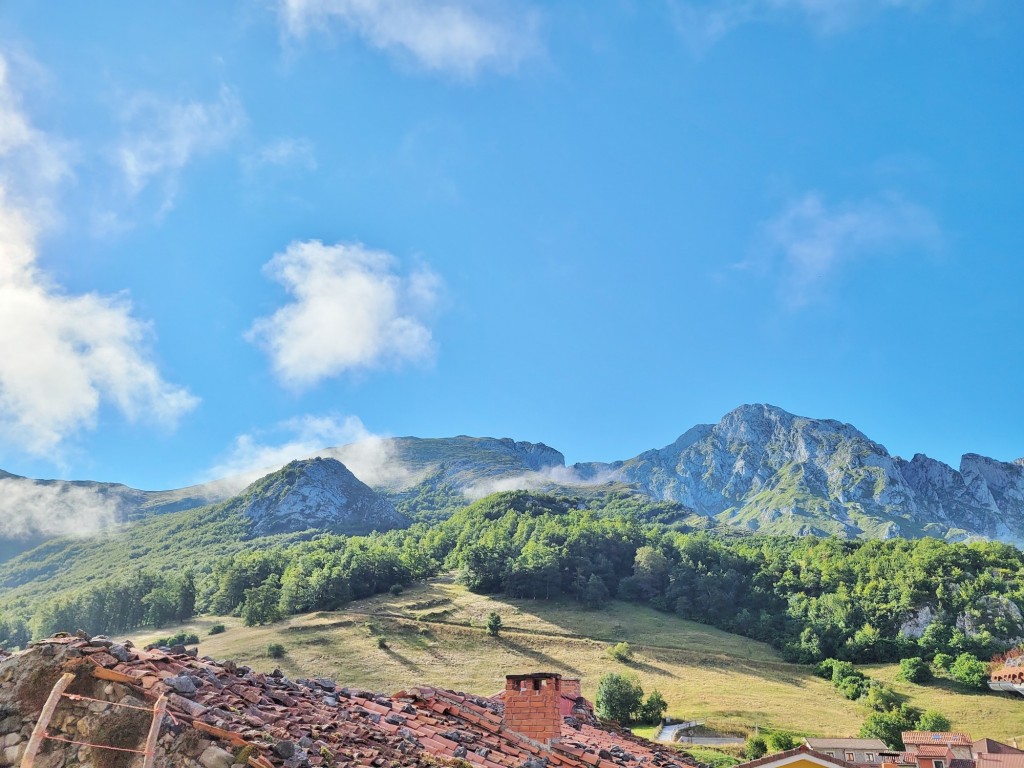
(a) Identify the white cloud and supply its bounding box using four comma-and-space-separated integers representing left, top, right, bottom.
0, 478, 122, 539
0, 55, 198, 457
243, 137, 318, 174
277, 0, 540, 77
748, 191, 940, 307
247, 240, 441, 388
670, 0, 928, 51
205, 413, 415, 493
115, 86, 246, 210
461, 465, 623, 501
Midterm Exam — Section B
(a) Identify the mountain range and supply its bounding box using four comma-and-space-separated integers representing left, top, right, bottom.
2, 404, 1023, 564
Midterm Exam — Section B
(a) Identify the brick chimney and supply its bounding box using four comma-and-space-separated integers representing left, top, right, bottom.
503, 673, 562, 744
561, 679, 581, 701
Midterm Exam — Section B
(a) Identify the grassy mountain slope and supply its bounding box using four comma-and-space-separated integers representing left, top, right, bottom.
130, 578, 1024, 741
0, 458, 403, 614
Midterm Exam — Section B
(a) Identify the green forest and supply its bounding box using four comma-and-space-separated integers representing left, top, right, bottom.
3, 490, 1023, 672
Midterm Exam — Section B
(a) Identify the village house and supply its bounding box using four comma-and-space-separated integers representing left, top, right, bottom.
804, 738, 888, 767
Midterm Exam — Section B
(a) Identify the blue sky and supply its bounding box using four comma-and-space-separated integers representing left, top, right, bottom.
0, 0, 1021, 490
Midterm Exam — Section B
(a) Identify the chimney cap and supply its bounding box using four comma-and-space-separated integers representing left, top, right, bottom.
505, 673, 562, 682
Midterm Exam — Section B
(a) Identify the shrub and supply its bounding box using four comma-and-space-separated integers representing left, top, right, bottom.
932, 652, 954, 671
267, 643, 286, 659
814, 658, 839, 679
607, 641, 634, 663
896, 656, 931, 683
767, 732, 796, 752
864, 683, 900, 713
208, 624, 226, 635
916, 710, 951, 731
830, 660, 858, 685
949, 653, 988, 689
837, 676, 868, 700
637, 690, 667, 724
389, 584, 404, 596
486, 612, 502, 637
153, 631, 199, 647
745, 736, 767, 760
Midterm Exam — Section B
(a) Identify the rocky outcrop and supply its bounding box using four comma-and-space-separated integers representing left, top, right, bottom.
4, 405, 1023, 546
240, 458, 407, 537
583, 404, 1024, 542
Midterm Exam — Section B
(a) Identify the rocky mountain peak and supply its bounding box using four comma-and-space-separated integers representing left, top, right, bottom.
495, 438, 565, 470
240, 457, 407, 537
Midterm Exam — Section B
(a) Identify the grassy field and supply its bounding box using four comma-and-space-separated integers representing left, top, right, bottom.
130, 578, 1023, 741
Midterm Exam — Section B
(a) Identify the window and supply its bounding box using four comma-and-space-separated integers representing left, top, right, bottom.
934, 761, 945, 768
825, 753, 835, 758
846, 754, 856, 762
866, 755, 876, 763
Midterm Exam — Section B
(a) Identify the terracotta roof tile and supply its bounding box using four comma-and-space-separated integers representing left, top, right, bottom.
8, 636, 707, 768
904, 734, 975, 747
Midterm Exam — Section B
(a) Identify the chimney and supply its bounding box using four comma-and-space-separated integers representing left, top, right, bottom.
561, 679, 582, 701
503, 673, 562, 744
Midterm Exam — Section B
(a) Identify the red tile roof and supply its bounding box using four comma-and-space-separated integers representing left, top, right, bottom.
904, 734, 974, 747
915, 746, 954, 757
14, 635, 696, 768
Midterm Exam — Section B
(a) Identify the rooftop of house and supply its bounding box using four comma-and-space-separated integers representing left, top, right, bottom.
915, 746, 955, 757
735, 744, 861, 768
904, 734, 975, 748
974, 741, 1024, 757
805, 740, 888, 751
976, 757, 1024, 768
0, 634, 697, 768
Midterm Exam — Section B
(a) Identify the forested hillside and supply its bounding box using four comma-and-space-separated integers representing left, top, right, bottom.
4, 490, 1022, 673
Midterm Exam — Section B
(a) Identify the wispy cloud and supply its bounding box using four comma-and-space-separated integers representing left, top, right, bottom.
0, 478, 123, 539
744, 190, 941, 308
114, 86, 246, 212
0, 55, 198, 458
670, 0, 929, 52
277, 0, 540, 78
247, 240, 442, 388
243, 137, 318, 175
461, 464, 623, 501
205, 413, 415, 493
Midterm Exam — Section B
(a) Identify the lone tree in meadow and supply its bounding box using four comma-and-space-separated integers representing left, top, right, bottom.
595, 673, 644, 724
486, 611, 503, 636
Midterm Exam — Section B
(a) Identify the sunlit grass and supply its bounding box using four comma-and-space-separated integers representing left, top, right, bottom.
130, 578, 1023, 740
